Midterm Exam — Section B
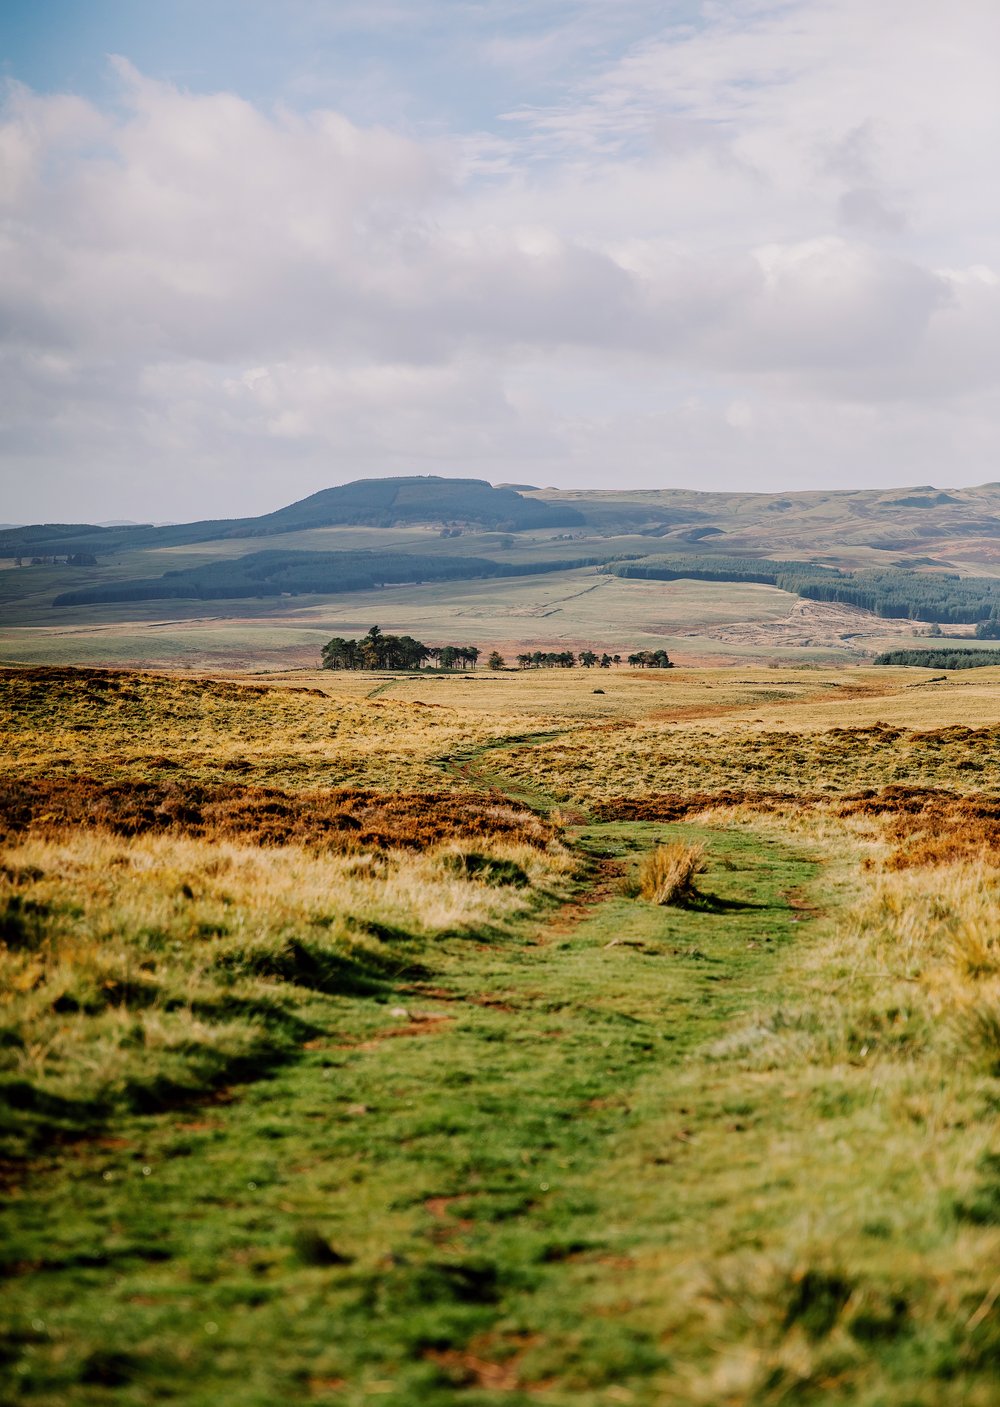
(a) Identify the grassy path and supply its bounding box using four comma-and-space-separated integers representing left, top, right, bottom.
434, 730, 570, 814
0, 823, 824, 1405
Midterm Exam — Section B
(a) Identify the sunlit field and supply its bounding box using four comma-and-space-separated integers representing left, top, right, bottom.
0, 560, 944, 672
3, 661, 1000, 1405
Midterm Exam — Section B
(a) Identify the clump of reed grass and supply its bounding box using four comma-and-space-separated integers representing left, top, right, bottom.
639, 842, 706, 905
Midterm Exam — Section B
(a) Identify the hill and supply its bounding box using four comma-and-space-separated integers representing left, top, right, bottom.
7, 479, 1000, 670
526, 482, 1000, 565
0, 477, 583, 558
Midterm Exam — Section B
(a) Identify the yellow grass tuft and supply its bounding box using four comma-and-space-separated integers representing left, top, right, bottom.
639, 841, 706, 905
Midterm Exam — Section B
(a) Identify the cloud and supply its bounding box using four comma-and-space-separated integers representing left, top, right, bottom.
1, 1, 999, 520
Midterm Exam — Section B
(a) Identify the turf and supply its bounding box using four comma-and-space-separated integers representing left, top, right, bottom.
3, 822, 998, 1404
3, 665, 1000, 1404
0, 824, 819, 1405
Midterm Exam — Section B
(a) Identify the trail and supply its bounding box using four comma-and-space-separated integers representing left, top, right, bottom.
434, 728, 571, 815
0, 821, 822, 1405
0, 717, 835, 1404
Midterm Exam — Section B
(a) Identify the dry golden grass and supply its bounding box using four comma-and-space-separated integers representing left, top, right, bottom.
0, 665, 555, 793
505, 720, 1000, 805
6, 664, 1000, 809
638, 841, 706, 904
677, 802, 1000, 1086
0, 827, 575, 1152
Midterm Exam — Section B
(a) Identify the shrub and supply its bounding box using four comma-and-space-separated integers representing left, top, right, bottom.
638, 843, 706, 905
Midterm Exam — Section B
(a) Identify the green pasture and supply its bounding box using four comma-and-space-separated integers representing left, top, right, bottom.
0, 569, 860, 670
2, 823, 997, 1405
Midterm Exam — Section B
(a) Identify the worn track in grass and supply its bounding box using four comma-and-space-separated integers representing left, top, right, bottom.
0, 823, 828, 1405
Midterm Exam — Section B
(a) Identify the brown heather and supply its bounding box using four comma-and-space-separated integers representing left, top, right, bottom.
0, 777, 556, 853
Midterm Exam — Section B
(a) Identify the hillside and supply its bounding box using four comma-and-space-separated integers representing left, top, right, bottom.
527, 482, 1000, 567
9, 478, 1000, 568
7, 479, 1000, 670
4, 663, 1000, 1404
0, 477, 584, 558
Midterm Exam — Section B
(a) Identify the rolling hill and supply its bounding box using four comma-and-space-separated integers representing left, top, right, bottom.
7, 477, 1000, 670
0, 476, 584, 558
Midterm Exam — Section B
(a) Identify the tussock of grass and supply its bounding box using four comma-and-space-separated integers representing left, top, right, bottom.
638, 841, 706, 904
0, 829, 574, 1155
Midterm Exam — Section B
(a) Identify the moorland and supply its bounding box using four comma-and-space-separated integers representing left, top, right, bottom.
6, 476, 1000, 672
2, 657, 1000, 1405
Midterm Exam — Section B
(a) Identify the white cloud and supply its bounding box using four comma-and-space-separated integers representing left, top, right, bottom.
1, 1, 999, 520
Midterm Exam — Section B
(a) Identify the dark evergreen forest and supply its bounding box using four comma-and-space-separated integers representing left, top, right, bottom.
605, 556, 1000, 626
52, 549, 609, 607
872, 648, 1000, 668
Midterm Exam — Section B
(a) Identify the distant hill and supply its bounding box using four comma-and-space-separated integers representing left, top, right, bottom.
0, 477, 583, 558
247, 477, 583, 533
525, 482, 1000, 557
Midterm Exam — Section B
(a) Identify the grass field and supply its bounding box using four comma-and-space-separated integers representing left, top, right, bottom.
2, 662, 1000, 1405
0, 569, 881, 671
0, 525, 959, 672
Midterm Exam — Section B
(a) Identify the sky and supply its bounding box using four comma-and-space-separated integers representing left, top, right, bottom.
1, 0, 999, 522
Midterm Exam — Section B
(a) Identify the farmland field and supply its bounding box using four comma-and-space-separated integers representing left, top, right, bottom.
11, 478, 1000, 672
0, 568, 947, 672
2, 660, 1000, 1405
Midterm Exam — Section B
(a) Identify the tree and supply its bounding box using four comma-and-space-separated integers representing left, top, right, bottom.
488, 650, 505, 670
322, 626, 453, 671
627, 649, 673, 668
579, 650, 598, 668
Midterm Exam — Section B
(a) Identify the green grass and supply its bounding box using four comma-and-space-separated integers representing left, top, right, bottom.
0, 565, 858, 671
6, 821, 997, 1405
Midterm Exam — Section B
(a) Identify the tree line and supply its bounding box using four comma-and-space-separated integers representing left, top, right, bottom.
52, 548, 615, 608
604, 554, 1000, 627
873, 648, 1000, 669
322, 627, 481, 671
322, 629, 673, 672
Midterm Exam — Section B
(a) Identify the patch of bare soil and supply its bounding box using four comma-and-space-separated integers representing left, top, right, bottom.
424, 1333, 548, 1394
546, 857, 626, 935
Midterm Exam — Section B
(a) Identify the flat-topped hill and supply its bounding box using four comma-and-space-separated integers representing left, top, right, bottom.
0, 476, 583, 557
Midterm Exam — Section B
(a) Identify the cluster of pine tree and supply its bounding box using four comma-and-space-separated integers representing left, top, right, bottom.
321, 627, 480, 671
321, 633, 674, 672
515, 651, 582, 668
626, 650, 674, 668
